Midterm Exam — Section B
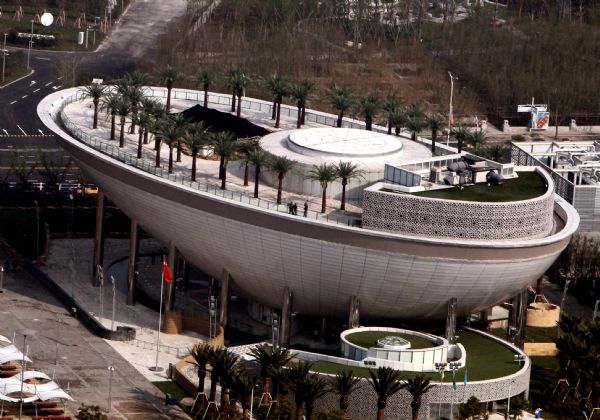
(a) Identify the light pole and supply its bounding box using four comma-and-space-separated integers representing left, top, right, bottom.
16, 328, 36, 420
0, 266, 4, 290
272, 313, 280, 349
33, 200, 39, 257
107, 365, 115, 412
110, 275, 116, 331
26, 20, 33, 70
505, 379, 514, 420
449, 361, 462, 419
2, 33, 7, 83
514, 354, 526, 367
447, 72, 457, 145
435, 362, 447, 419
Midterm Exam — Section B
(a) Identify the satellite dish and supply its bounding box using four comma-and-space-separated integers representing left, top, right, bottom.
40, 12, 54, 27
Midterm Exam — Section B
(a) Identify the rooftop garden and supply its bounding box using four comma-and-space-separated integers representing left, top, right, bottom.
344, 330, 435, 350
411, 172, 547, 202
312, 330, 522, 381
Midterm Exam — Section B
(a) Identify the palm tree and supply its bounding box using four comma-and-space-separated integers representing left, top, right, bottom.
231, 368, 256, 419
290, 80, 315, 128
391, 109, 406, 136
188, 343, 214, 395
382, 93, 400, 134
197, 69, 215, 108
100, 93, 122, 140
269, 156, 296, 204
80, 83, 106, 129
334, 161, 364, 211
151, 118, 167, 168
451, 125, 470, 153
215, 350, 239, 411
116, 98, 131, 148
328, 84, 354, 128
247, 148, 268, 199
158, 122, 183, 174
249, 344, 294, 400
231, 70, 250, 117
404, 115, 426, 142
425, 115, 444, 154
123, 85, 145, 134
468, 129, 487, 154
170, 113, 189, 162
161, 64, 179, 113
404, 376, 434, 420
227, 66, 241, 112
307, 163, 338, 213
357, 93, 381, 131
211, 131, 238, 189
369, 367, 404, 420
125, 70, 149, 87
185, 122, 210, 181
330, 370, 362, 419
136, 112, 151, 159
302, 376, 330, 420
238, 138, 259, 186
266, 74, 290, 128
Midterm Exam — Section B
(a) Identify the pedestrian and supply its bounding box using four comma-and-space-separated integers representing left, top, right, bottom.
293, 202, 298, 215
303, 201, 308, 217
287, 202, 293, 214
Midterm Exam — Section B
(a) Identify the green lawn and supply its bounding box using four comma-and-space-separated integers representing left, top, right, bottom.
412, 172, 547, 202
344, 330, 435, 350
491, 327, 558, 343
153, 380, 190, 401
312, 330, 522, 382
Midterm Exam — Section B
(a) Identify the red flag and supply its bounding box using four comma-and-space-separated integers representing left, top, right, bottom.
163, 256, 172, 284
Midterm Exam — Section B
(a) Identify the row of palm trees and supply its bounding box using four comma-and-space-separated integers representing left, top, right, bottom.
189, 343, 434, 420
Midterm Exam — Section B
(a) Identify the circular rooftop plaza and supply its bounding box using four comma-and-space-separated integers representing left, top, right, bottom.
287, 127, 403, 157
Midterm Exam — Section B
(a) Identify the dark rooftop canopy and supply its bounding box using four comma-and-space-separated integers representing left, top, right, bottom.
177, 104, 270, 138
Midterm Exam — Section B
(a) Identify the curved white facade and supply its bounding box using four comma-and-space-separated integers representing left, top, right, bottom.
38, 89, 580, 320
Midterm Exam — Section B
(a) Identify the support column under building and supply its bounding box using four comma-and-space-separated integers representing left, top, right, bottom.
126, 219, 139, 306
279, 287, 293, 348
165, 241, 177, 311
445, 297, 458, 344
515, 289, 528, 349
348, 296, 360, 329
218, 269, 230, 327
92, 189, 106, 286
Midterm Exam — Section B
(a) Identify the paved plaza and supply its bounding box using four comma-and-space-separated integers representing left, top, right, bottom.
0, 247, 189, 419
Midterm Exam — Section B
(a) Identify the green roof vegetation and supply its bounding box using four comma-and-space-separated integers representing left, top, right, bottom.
491, 326, 558, 344
411, 172, 547, 202
311, 330, 522, 382
344, 330, 434, 350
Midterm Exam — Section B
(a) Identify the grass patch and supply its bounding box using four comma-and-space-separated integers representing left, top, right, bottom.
528, 357, 566, 420
344, 331, 435, 350
153, 380, 190, 402
491, 327, 558, 343
412, 172, 547, 202
312, 330, 522, 382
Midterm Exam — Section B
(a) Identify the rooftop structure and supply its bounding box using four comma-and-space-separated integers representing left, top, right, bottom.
511, 140, 600, 231
38, 87, 579, 320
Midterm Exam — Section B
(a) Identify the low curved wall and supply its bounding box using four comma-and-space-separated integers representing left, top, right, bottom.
362, 168, 555, 240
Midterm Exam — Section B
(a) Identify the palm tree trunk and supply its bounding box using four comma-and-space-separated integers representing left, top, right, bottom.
209, 378, 217, 402
237, 92, 242, 117
306, 403, 314, 420
219, 157, 224, 180
155, 139, 161, 167
192, 151, 197, 182
277, 173, 283, 204
377, 408, 385, 420
176, 140, 182, 162
295, 401, 303, 420
143, 128, 149, 144
203, 85, 209, 107
119, 117, 126, 148
254, 167, 260, 198
272, 98, 277, 119
93, 99, 99, 129
168, 146, 174, 173
321, 186, 327, 213
276, 99, 282, 128
198, 371, 206, 393
411, 404, 420, 420
130, 108, 137, 134
458, 138, 462, 153
220, 387, 230, 411
221, 164, 227, 190
431, 131, 437, 154
301, 104, 306, 124
110, 114, 116, 140
231, 90, 236, 112
296, 102, 302, 129
341, 180, 347, 211
243, 162, 249, 186
337, 111, 344, 128
387, 119, 392, 134
137, 129, 143, 158
366, 116, 372, 131
166, 84, 172, 113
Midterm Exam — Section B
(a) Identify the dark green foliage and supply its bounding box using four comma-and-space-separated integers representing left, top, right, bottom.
75, 404, 107, 420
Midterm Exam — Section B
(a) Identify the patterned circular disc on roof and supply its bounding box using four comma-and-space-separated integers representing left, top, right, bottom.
377, 335, 411, 350
288, 128, 403, 157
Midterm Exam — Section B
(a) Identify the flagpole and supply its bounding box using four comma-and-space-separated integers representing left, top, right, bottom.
150, 256, 165, 372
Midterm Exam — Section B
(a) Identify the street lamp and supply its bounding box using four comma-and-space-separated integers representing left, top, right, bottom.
2, 33, 7, 83
448, 361, 462, 419
107, 365, 115, 412
514, 354, 526, 367
0, 265, 4, 291
505, 379, 515, 420
272, 313, 280, 349
16, 328, 36, 420
26, 20, 33, 70
435, 362, 447, 419
33, 200, 39, 257
447, 72, 458, 145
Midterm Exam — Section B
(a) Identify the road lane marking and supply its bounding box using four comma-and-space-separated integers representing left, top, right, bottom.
21, 95, 27, 99
2, 130, 8, 135
38, 129, 44, 135
9, 101, 16, 105
56, 76, 62, 80
16, 125, 27, 135
30, 81, 36, 85
45, 82, 52, 87
33, 88, 40, 93
35, 57, 50, 61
